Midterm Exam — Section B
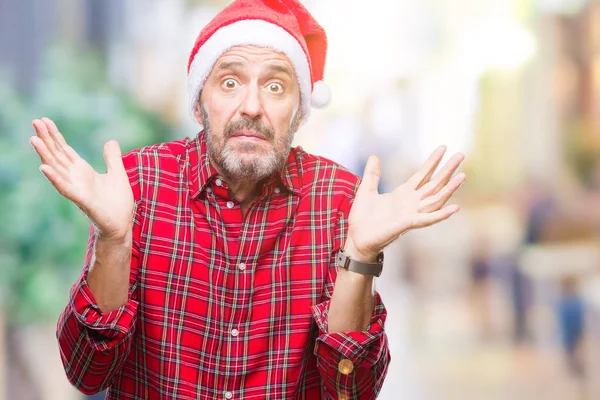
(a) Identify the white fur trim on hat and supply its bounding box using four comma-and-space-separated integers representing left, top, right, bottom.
311, 80, 331, 108
188, 19, 313, 122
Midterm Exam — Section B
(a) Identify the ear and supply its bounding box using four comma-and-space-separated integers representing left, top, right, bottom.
194, 102, 203, 125
291, 110, 304, 133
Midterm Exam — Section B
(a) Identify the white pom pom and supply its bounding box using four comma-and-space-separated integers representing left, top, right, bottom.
311, 80, 331, 108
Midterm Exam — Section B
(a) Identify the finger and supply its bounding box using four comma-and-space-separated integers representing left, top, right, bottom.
359, 155, 381, 193
33, 119, 60, 157
420, 173, 466, 213
406, 145, 446, 189
421, 153, 465, 197
32, 119, 71, 170
103, 140, 125, 174
39, 164, 71, 198
29, 136, 68, 178
410, 204, 460, 229
41, 117, 80, 162
39, 118, 74, 168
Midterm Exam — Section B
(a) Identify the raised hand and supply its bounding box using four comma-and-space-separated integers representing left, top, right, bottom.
346, 146, 466, 260
30, 118, 134, 241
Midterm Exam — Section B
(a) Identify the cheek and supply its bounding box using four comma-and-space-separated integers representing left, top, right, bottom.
266, 102, 298, 130
206, 107, 235, 135
202, 88, 240, 125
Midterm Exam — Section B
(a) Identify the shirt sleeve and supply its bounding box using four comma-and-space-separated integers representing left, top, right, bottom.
310, 181, 391, 400
56, 151, 143, 395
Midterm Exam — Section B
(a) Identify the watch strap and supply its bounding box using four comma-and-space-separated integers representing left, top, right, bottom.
335, 248, 384, 277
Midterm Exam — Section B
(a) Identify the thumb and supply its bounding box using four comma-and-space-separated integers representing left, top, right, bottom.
360, 155, 381, 193
103, 140, 125, 173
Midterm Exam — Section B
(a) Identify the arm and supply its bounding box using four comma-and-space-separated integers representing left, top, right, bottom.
88, 228, 135, 314
327, 238, 376, 334
29, 117, 142, 394
311, 193, 390, 400
57, 224, 141, 394
313, 147, 467, 399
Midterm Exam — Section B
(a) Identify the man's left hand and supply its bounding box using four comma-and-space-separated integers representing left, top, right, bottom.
345, 146, 466, 262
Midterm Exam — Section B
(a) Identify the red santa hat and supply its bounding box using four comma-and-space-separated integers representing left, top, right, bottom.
187, 0, 331, 123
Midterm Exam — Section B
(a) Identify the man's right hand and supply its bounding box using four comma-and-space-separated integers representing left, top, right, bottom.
30, 117, 134, 241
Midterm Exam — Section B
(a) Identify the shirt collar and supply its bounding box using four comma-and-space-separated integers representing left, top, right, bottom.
186, 132, 302, 199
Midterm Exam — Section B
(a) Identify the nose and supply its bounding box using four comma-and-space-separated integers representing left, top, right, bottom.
239, 83, 263, 120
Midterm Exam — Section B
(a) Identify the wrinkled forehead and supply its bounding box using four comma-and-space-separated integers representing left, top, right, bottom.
210, 45, 297, 79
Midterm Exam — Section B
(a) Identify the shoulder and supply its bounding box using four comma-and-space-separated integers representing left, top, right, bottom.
122, 137, 189, 170
120, 137, 191, 198
293, 146, 362, 200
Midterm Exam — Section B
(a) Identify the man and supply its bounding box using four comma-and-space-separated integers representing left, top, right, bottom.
29, 0, 466, 398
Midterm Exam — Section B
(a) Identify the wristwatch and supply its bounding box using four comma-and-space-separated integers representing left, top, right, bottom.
335, 248, 384, 277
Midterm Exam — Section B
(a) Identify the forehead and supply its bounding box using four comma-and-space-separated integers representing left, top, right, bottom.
213, 45, 295, 74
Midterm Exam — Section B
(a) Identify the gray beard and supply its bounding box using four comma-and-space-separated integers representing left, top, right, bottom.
200, 104, 299, 182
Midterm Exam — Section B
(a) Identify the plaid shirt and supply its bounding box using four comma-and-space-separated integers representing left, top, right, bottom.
57, 132, 390, 399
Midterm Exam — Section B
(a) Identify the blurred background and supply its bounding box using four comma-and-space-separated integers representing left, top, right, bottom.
2, 0, 600, 399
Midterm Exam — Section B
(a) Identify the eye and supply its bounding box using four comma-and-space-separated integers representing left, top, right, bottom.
267, 82, 283, 93
222, 79, 238, 90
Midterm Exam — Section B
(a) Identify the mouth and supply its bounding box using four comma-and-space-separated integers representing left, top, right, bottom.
231, 130, 267, 141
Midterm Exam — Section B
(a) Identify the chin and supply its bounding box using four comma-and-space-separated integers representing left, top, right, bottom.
227, 165, 272, 181
229, 140, 268, 153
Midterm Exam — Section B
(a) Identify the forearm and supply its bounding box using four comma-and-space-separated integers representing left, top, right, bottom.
327, 239, 376, 333
57, 303, 137, 395
87, 230, 133, 314
312, 224, 390, 398
312, 278, 389, 399
57, 224, 140, 394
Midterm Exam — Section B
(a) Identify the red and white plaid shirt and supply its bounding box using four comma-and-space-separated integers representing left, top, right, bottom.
57, 132, 390, 399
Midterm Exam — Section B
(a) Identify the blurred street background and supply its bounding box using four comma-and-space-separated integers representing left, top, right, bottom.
3, 0, 600, 399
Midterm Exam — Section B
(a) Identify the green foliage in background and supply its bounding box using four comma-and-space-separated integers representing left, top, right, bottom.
0, 47, 174, 324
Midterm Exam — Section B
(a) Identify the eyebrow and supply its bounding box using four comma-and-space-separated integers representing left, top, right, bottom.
214, 61, 245, 72
265, 63, 294, 79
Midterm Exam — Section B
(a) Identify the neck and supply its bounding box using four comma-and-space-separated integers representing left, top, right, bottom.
209, 161, 265, 212
227, 178, 262, 206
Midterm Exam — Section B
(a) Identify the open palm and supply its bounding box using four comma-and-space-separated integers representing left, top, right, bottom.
30, 118, 134, 240
347, 146, 466, 259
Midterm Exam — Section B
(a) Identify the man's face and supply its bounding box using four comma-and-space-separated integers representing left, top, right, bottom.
196, 45, 302, 181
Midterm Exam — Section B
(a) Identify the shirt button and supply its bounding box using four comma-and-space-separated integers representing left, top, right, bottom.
224, 391, 233, 399
274, 187, 281, 194
338, 393, 349, 400
338, 358, 354, 375
215, 178, 223, 186
238, 263, 246, 271
231, 328, 239, 337
206, 187, 212, 193
226, 201, 234, 209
